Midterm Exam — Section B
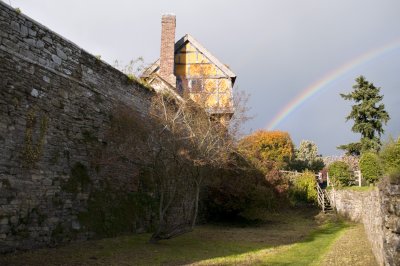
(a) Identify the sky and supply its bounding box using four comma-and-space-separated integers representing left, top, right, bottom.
6, 0, 400, 155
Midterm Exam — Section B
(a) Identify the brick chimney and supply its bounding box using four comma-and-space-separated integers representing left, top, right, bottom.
159, 14, 176, 87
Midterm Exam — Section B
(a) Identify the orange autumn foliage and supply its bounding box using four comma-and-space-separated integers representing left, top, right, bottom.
239, 130, 295, 169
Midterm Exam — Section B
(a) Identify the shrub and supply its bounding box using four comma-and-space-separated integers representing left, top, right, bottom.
265, 168, 290, 196
328, 161, 351, 186
290, 171, 317, 204
379, 137, 400, 184
359, 152, 382, 184
380, 137, 400, 172
204, 155, 278, 222
239, 130, 294, 170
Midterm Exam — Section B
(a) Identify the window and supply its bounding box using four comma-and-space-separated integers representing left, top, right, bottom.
190, 79, 203, 92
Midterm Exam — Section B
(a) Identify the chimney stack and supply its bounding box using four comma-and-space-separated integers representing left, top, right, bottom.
159, 14, 176, 87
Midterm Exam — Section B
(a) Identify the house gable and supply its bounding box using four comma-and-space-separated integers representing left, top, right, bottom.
142, 34, 236, 83
174, 34, 236, 83
141, 34, 235, 116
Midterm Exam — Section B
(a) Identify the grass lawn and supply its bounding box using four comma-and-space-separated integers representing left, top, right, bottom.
0, 208, 376, 266
340, 186, 376, 192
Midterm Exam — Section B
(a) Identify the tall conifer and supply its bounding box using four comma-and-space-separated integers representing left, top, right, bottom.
338, 76, 390, 155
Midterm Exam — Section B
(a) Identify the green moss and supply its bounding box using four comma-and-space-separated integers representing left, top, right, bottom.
28, 208, 47, 226
63, 149, 70, 164
95, 55, 102, 64
49, 150, 60, 165
38, 213, 47, 226
6, 195, 15, 203
78, 184, 157, 237
52, 193, 63, 207
94, 92, 104, 104
51, 223, 64, 242
82, 130, 97, 143
1, 179, 11, 189
12, 96, 21, 107
124, 74, 154, 91
62, 162, 91, 193
16, 228, 30, 239
127, 74, 136, 81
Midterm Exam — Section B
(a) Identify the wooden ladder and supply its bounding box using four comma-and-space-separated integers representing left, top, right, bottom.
316, 183, 333, 213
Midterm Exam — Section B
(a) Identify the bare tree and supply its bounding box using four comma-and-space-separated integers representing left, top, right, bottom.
147, 93, 194, 241
95, 73, 250, 242
149, 75, 251, 234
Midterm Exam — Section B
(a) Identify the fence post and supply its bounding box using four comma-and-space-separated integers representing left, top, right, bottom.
327, 172, 330, 187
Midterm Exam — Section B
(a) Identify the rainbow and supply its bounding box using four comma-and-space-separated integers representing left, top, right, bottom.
266, 38, 400, 130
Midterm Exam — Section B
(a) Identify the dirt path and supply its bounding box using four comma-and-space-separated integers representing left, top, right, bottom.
320, 223, 378, 266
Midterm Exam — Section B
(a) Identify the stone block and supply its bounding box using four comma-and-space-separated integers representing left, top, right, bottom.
30, 88, 39, 98
0, 217, 8, 225
20, 25, 28, 37
56, 48, 67, 60
63, 69, 72, 75
42, 36, 52, 44
36, 40, 44, 49
0, 224, 10, 234
43, 76, 50, 83
10, 21, 19, 32
38, 58, 47, 66
2, 38, 17, 51
71, 220, 80, 230
31, 174, 42, 181
45, 190, 55, 197
28, 29, 36, 37
42, 179, 52, 186
9, 216, 17, 224
24, 38, 36, 46
51, 54, 61, 65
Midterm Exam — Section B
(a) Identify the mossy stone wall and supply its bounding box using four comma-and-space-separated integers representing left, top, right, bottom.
0, 1, 155, 253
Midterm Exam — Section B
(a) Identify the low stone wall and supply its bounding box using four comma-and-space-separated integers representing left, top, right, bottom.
330, 181, 400, 265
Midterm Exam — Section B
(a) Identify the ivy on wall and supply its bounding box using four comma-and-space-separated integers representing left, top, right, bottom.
22, 107, 48, 167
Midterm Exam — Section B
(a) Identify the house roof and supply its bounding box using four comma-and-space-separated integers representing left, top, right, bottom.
141, 34, 236, 84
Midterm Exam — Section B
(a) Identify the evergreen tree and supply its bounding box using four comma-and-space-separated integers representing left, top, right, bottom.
338, 76, 390, 155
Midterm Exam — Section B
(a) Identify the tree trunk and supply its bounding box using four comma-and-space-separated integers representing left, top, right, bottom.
191, 180, 200, 229
191, 167, 202, 229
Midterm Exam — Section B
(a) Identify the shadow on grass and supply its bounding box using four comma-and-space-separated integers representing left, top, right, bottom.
186, 216, 349, 266
0, 207, 349, 266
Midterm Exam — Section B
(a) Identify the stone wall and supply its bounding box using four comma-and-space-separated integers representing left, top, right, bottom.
330, 181, 400, 265
0, 1, 155, 252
